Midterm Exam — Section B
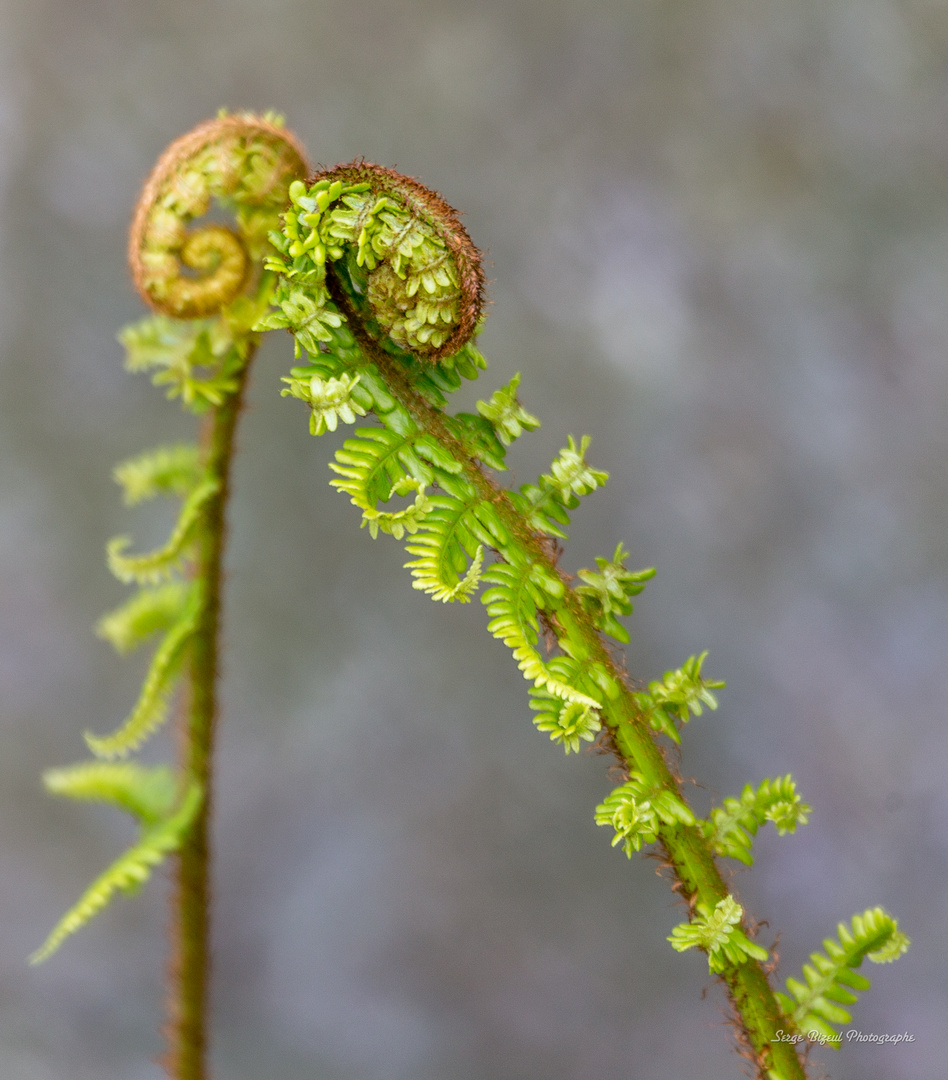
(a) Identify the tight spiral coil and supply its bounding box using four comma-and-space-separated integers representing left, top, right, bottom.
129, 113, 308, 318
272, 161, 485, 362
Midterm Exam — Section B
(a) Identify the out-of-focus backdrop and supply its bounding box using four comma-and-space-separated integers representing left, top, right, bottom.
1, 3, 945, 1079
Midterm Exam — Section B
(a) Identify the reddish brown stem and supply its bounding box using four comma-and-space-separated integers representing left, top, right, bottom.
164, 351, 255, 1080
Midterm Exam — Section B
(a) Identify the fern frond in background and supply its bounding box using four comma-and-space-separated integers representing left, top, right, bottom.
31, 768, 201, 964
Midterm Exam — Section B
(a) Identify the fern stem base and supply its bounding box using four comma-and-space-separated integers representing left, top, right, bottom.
165, 347, 255, 1080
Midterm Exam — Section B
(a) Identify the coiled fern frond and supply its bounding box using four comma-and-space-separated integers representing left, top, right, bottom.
129, 112, 308, 319
261, 163, 483, 360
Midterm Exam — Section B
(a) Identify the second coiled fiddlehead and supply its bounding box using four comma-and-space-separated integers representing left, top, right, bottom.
129, 112, 308, 318
37, 114, 908, 1080
37, 112, 309, 1080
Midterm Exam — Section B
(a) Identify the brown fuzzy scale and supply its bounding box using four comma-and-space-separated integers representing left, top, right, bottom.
129, 115, 308, 318
311, 160, 485, 361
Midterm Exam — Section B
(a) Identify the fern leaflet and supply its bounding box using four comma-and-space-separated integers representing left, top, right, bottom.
776, 907, 910, 1045
529, 660, 601, 752
595, 773, 696, 855
668, 895, 769, 974
703, 775, 811, 866
31, 780, 201, 964
481, 562, 599, 708
402, 492, 501, 601
634, 652, 724, 744
475, 372, 540, 447
329, 426, 433, 508
113, 444, 203, 505
42, 762, 179, 825
96, 582, 194, 655
361, 478, 432, 540
106, 478, 219, 584
84, 602, 198, 758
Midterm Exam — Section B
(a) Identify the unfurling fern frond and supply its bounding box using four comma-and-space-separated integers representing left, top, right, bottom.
280, 371, 368, 435
106, 478, 219, 584
576, 544, 656, 643
634, 652, 724, 744
30, 780, 201, 964
475, 373, 540, 447
595, 772, 696, 855
84, 603, 198, 758
44, 117, 906, 1080
529, 664, 601, 752
113, 445, 203, 505
96, 582, 194, 654
775, 908, 911, 1046
703, 775, 811, 866
668, 895, 769, 974
42, 761, 179, 825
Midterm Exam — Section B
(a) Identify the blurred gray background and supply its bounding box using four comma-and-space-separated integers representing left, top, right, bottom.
1, 2, 945, 1078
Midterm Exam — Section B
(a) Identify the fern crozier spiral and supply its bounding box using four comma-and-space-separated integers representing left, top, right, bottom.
273, 161, 485, 361
129, 113, 308, 318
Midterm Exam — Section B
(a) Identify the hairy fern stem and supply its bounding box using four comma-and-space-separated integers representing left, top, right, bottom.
165, 351, 254, 1080
336, 325, 808, 1080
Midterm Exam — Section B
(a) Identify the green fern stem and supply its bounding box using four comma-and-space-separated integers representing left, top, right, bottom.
166, 349, 253, 1080
122, 112, 308, 1080
320, 326, 807, 1080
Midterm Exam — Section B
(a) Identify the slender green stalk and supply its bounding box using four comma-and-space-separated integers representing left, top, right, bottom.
165, 353, 254, 1080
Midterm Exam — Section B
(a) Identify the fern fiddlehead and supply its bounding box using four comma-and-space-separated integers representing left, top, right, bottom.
260, 160, 484, 361
131, 113, 308, 1080
129, 113, 307, 318
262, 167, 910, 1080
38, 116, 908, 1080
36, 113, 308, 1080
